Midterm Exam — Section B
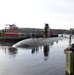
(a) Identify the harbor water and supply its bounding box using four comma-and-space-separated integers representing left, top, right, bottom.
0, 36, 73, 75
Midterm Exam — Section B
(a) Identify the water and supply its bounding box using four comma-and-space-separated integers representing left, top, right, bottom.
0, 37, 73, 75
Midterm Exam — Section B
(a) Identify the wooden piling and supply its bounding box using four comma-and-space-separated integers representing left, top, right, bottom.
65, 50, 74, 75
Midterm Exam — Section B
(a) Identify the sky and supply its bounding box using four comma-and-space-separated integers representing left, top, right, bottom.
0, 0, 74, 30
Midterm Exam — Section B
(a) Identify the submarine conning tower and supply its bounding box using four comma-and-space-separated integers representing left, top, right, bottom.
44, 23, 50, 38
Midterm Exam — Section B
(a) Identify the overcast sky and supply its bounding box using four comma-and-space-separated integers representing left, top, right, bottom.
0, 0, 74, 29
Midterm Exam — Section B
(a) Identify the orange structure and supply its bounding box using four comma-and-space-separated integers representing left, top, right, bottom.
3, 24, 23, 37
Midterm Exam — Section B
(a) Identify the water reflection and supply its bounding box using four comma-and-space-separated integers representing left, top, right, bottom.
43, 45, 50, 60
50, 42, 54, 45
56, 41, 58, 43
8, 47, 18, 55
2, 46, 18, 57
31, 47, 39, 54
30, 45, 50, 60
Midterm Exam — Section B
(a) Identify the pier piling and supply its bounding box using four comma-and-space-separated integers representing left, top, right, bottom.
65, 46, 74, 75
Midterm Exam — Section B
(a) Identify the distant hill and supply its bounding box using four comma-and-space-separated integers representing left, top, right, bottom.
0, 27, 70, 34
18, 28, 44, 34
18, 28, 70, 34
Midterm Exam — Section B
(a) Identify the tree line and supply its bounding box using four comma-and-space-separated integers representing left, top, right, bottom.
18, 28, 70, 34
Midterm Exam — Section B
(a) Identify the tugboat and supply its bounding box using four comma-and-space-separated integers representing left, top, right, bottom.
0, 24, 30, 42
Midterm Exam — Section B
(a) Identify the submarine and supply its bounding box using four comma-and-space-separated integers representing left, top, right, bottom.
12, 24, 62, 48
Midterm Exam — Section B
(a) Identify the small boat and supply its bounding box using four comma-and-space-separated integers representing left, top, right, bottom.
0, 24, 30, 42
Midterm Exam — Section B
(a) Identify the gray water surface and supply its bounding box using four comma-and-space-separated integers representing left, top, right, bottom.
0, 38, 71, 75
